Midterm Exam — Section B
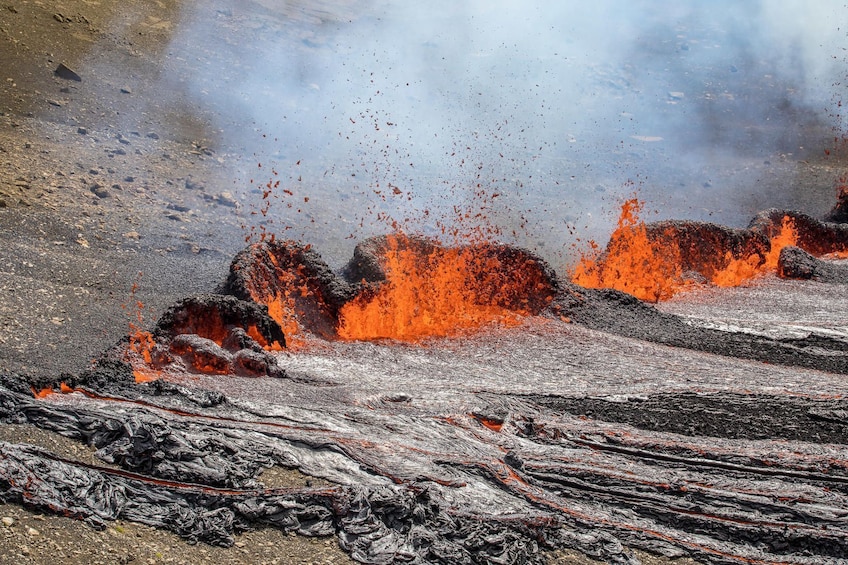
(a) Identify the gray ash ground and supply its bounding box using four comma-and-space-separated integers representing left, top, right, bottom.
1, 1, 848, 564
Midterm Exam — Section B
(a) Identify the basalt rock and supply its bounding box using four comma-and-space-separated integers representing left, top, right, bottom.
156, 294, 285, 350
138, 294, 287, 378
825, 187, 848, 223
226, 241, 355, 339
778, 245, 848, 283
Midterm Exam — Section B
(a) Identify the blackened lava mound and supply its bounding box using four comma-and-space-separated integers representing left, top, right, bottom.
123, 294, 288, 380
778, 245, 848, 283
599, 209, 848, 283
825, 187, 848, 223
155, 294, 285, 349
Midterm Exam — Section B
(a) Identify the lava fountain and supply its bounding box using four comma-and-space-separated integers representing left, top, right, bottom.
337, 233, 558, 341
568, 198, 834, 302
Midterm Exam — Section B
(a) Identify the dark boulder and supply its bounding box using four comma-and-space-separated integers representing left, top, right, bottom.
155, 293, 285, 350
778, 246, 848, 284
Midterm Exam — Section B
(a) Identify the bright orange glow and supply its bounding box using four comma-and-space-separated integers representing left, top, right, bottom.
32, 386, 54, 399
32, 382, 77, 398
764, 216, 799, 270
572, 201, 801, 301
124, 275, 159, 376
710, 253, 762, 288
128, 329, 155, 365
708, 216, 797, 287
337, 234, 526, 341
239, 246, 315, 349
133, 369, 161, 383
264, 292, 303, 348
571, 199, 687, 302
246, 324, 284, 352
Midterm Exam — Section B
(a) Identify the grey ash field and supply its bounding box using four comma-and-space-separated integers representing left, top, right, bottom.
0, 1, 847, 564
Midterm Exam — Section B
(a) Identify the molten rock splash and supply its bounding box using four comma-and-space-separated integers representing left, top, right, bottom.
337, 234, 559, 341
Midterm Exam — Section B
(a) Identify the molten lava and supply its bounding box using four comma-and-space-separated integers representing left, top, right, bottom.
337, 234, 528, 341
127, 330, 158, 383
571, 199, 687, 302
572, 200, 801, 301
226, 241, 343, 348
31, 382, 75, 398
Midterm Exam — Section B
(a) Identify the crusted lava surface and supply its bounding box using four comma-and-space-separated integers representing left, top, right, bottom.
778, 245, 848, 283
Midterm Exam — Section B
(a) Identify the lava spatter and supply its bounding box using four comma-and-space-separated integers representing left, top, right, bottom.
337, 233, 556, 341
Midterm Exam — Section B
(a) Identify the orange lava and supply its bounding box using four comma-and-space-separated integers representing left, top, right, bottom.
32, 382, 76, 398
264, 292, 303, 347
128, 329, 155, 364
132, 369, 161, 384
763, 216, 799, 270
571, 199, 686, 302
711, 216, 798, 287
337, 234, 525, 341
126, 329, 160, 382
572, 200, 800, 301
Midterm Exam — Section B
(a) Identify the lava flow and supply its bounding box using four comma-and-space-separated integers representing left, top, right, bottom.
571, 198, 803, 301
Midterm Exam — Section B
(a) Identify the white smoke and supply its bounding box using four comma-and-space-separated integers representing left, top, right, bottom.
162, 0, 847, 268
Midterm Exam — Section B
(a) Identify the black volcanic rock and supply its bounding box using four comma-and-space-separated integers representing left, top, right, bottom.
825, 188, 848, 223
155, 293, 285, 350
778, 245, 848, 283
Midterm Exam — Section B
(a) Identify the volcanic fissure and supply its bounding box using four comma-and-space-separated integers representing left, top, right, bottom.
3, 200, 848, 564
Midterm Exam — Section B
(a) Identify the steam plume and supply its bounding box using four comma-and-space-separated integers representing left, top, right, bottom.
162, 0, 847, 268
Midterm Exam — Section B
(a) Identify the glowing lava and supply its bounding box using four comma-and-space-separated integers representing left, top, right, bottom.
571, 199, 687, 302
338, 234, 531, 341
572, 199, 800, 301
